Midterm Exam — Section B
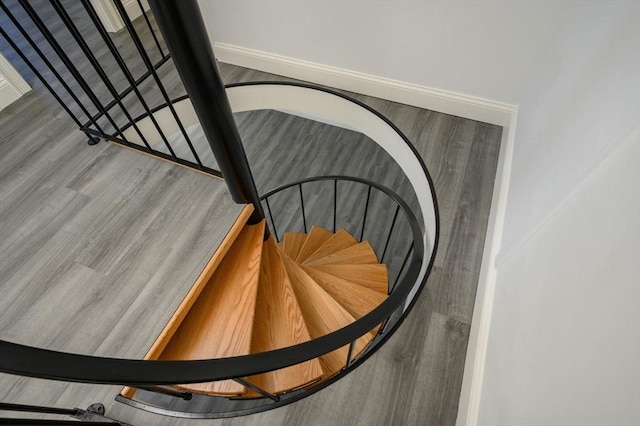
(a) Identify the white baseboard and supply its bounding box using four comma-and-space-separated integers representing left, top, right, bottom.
0, 53, 30, 111
214, 43, 515, 127
455, 109, 518, 426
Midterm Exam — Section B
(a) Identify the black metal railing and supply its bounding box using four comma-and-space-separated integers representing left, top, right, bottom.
0, 0, 220, 176
0, 174, 431, 418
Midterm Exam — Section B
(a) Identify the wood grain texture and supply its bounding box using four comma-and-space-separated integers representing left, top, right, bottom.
158, 221, 265, 395
295, 226, 332, 262
281, 254, 372, 377
282, 232, 306, 259
303, 228, 358, 264
308, 264, 388, 294
302, 266, 387, 319
305, 241, 379, 267
249, 236, 323, 394
120, 204, 254, 399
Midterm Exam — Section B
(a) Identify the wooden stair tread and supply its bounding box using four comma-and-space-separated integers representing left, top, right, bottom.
249, 236, 323, 394
281, 254, 372, 377
303, 228, 358, 265
295, 226, 333, 263
307, 264, 388, 294
282, 232, 306, 259
301, 266, 387, 319
304, 241, 379, 267
158, 220, 265, 395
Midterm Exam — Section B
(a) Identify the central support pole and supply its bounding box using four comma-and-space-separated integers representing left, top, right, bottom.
149, 0, 264, 225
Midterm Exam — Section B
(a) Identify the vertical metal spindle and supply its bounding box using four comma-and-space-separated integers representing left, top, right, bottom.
114, 0, 203, 166
81, 0, 176, 155
0, 3, 100, 133
18, 0, 124, 141
0, 28, 81, 128
299, 183, 307, 233
136, 0, 165, 59
345, 340, 356, 367
360, 185, 373, 241
391, 241, 414, 294
50, 0, 152, 150
333, 179, 337, 233
265, 197, 279, 242
233, 378, 279, 402
381, 204, 401, 263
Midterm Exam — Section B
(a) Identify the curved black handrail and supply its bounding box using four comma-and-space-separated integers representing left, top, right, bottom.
0, 177, 428, 387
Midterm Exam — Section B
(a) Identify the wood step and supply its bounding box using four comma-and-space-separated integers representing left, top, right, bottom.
282, 232, 306, 259
301, 266, 387, 319
304, 241, 379, 267
303, 228, 358, 265
158, 220, 265, 396
249, 236, 323, 394
295, 226, 333, 263
307, 264, 388, 294
281, 254, 372, 377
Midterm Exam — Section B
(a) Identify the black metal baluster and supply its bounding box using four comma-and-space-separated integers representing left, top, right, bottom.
0, 3, 102, 139
390, 241, 414, 294
114, 0, 203, 167
233, 378, 279, 402
17, 0, 124, 142
345, 340, 356, 367
50, 0, 152, 151
381, 204, 401, 263
264, 197, 279, 242
360, 185, 372, 241
299, 183, 307, 233
333, 179, 337, 233
136, 0, 165, 59
81, 0, 175, 154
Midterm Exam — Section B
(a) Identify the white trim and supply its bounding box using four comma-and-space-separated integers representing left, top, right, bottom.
123, 0, 150, 23
0, 53, 30, 111
456, 108, 518, 426
0, 53, 30, 95
90, 0, 124, 33
213, 43, 515, 127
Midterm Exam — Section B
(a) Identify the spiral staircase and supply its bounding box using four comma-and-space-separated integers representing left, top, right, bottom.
0, 0, 439, 422
128, 218, 389, 399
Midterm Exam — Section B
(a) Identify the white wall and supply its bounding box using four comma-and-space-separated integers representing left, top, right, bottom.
478, 3, 640, 425
199, 0, 570, 105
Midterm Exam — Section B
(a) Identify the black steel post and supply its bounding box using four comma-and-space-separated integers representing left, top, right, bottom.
148, 0, 265, 224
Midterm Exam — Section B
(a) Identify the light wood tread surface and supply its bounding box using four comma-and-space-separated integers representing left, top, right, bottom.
282, 232, 306, 259
303, 228, 358, 264
249, 235, 323, 394
295, 226, 333, 263
304, 241, 379, 266
159, 220, 265, 395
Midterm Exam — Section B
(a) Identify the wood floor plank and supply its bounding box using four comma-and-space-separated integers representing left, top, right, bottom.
295, 226, 333, 263
158, 221, 265, 395
302, 266, 387, 319
249, 236, 323, 394
282, 232, 306, 259
281, 254, 372, 377
304, 241, 379, 267
308, 264, 389, 294
303, 228, 358, 264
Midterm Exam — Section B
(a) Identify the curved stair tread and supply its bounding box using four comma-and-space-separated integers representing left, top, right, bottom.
303, 228, 358, 265
304, 241, 379, 267
281, 254, 371, 377
295, 226, 333, 263
301, 266, 387, 319
283, 232, 306, 259
249, 236, 323, 395
307, 264, 388, 294
159, 220, 265, 396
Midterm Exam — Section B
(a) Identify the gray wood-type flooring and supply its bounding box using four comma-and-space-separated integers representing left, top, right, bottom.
0, 3, 502, 425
